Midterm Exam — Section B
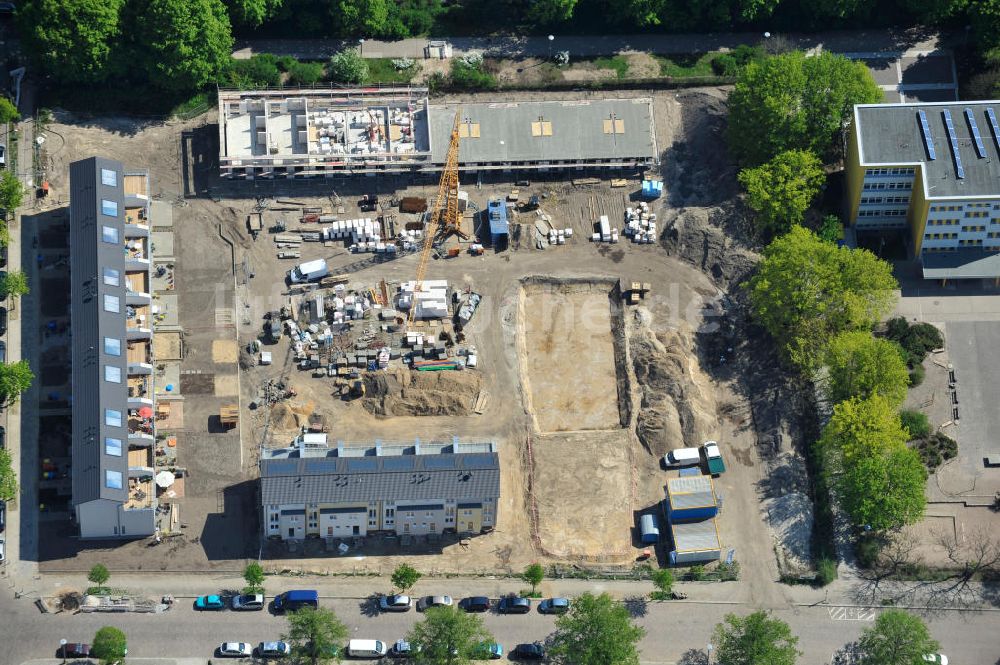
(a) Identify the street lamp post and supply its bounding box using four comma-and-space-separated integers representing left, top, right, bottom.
60, 639, 67, 664
359, 38, 365, 57
547, 34, 554, 61
706, 643, 714, 664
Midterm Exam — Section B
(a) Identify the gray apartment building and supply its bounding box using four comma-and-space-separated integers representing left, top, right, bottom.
70, 157, 157, 539
260, 436, 500, 540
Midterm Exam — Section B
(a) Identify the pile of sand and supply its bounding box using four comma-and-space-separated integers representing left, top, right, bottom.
630, 312, 717, 457
269, 400, 316, 431
660, 206, 758, 287
362, 367, 483, 417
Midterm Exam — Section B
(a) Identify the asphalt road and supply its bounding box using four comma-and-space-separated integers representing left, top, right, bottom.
2, 590, 999, 665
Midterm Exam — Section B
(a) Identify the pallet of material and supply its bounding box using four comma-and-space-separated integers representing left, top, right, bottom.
277, 250, 301, 259
572, 177, 601, 186
611, 178, 628, 188
413, 359, 459, 371
474, 390, 490, 414
274, 234, 302, 244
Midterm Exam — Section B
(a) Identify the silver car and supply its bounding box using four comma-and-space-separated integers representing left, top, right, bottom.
417, 595, 453, 611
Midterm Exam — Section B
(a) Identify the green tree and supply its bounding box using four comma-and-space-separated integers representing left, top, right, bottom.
91, 626, 128, 665
0, 170, 25, 213
407, 604, 492, 665
243, 561, 265, 593
224, 0, 284, 26
0, 448, 17, 502
134, 0, 234, 93
284, 607, 349, 665
899, 410, 931, 439
713, 610, 800, 665
338, 0, 391, 36
527, 0, 578, 25
728, 51, 882, 166
824, 331, 910, 407
738, 149, 825, 235
88, 563, 111, 588
748, 226, 897, 371
521, 562, 544, 595
547, 592, 645, 665
391, 563, 422, 593
819, 396, 910, 466
818, 214, 843, 243
650, 568, 673, 599
838, 443, 927, 531
0, 270, 29, 299
856, 609, 939, 665
329, 48, 369, 84
17, 0, 126, 84
0, 361, 34, 406
0, 98, 19, 124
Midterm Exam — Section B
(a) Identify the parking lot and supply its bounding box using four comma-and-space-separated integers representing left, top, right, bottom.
848, 48, 958, 103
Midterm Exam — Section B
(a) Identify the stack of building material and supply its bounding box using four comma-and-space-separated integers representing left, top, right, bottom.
398, 280, 448, 319
591, 215, 618, 243
623, 203, 657, 244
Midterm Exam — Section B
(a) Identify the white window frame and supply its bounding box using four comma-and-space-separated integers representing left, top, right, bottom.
103, 294, 120, 313
102, 225, 119, 244
105, 409, 122, 427
104, 365, 122, 383
101, 199, 118, 217
105, 437, 122, 457
101, 169, 118, 186
104, 337, 121, 356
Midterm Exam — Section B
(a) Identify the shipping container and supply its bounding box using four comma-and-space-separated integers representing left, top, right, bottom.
668, 518, 721, 565
664, 475, 719, 523
639, 514, 660, 544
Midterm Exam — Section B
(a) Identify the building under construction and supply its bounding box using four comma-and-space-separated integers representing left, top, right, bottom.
217, 86, 658, 178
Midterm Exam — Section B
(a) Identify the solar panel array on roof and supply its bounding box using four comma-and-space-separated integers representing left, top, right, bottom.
346, 458, 378, 472
382, 456, 416, 472
460, 454, 499, 469
304, 459, 340, 474
267, 460, 299, 475
965, 108, 987, 159
987, 108, 1000, 153
917, 110, 936, 161
423, 456, 457, 470
942, 109, 965, 179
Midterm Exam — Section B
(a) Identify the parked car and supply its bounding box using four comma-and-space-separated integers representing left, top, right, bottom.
347, 639, 388, 658
0, 306, 10, 336
416, 595, 453, 611
0, 244, 7, 268
0, 340, 6, 363
389, 639, 421, 658
0, 536, 4, 562
58, 643, 91, 658
195, 594, 226, 610
471, 642, 503, 660
460, 596, 491, 612
662, 447, 701, 468
379, 593, 412, 612
272, 589, 318, 612
702, 440, 726, 475
0, 502, 5, 532
0, 425, 5, 448
538, 597, 570, 615
512, 643, 545, 660
231, 593, 264, 611
923, 655, 949, 665
257, 641, 291, 658
217, 643, 253, 658
497, 596, 531, 614
0, 145, 6, 168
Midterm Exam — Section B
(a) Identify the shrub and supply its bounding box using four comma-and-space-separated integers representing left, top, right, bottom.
287, 60, 325, 85
883, 317, 944, 365
276, 55, 297, 72
710, 44, 763, 76
817, 214, 843, 243
227, 54, 282, 88
912, 433, 958, 472
689, 564, 705, 581
816, 557, 838, 586
857, 535, 885, 569
450, 58, 497, 90
899, 410, 931, 439
908, 362, 925, 387
329, 49, 369, 84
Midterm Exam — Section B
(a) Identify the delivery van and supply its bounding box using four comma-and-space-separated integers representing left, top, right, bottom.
346, 639, 388, 658
662, 447, 701, 468
289, 259, 329, 284
271, 589, 319, 613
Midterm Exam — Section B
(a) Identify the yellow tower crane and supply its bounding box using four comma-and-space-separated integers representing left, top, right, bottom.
408, 110, 465, 327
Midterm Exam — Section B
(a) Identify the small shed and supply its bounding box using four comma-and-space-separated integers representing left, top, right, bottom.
639, 513, 660, 544
664, 475, 719, 523
669, 518, 722, 565
641, 178, 663, 199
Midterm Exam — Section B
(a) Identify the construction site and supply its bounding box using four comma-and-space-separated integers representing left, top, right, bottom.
30, 87, 797, 592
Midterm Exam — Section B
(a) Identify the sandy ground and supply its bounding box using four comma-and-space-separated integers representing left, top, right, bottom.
520, 281, 620, 433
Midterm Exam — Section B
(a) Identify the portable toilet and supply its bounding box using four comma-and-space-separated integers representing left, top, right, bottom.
639, 514, 660, 544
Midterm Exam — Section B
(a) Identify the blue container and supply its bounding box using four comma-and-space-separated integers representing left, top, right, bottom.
639, 514, 660, 544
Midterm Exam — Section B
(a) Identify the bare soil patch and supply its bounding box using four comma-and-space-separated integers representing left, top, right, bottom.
519, 279, 622, 433
361, 367, 484, 417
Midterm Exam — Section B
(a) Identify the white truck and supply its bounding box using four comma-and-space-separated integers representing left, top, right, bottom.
288, 259, 329, 284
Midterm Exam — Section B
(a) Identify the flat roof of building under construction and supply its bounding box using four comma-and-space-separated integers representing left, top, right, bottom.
217, 87, 657, 172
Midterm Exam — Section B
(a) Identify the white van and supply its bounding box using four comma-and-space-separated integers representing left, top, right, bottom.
347, 639, 387, 658
662, 447, 701, 467
289, 259, 329, 284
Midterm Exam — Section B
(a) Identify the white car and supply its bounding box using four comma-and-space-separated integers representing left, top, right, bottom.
218, 642, 253, 658
923, 655, 948, 665
662, 447, 701, 467
0, 536, 5, 562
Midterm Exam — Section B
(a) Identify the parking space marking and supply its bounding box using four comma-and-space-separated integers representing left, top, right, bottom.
828, 606, 877, 621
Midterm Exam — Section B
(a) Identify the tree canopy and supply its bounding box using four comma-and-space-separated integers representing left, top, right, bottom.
284, 607, 349, 665
0, 170, 26, 213
824, 331, 910, 407
547, 592, 645, 665
134, 0, 234, 93
738, 149, 825, 235
225, 0, 284, 27
748, 226, 897, 371
0, 361, 35, 406
391, 562, 422, 592
522, 563, 544, 594
243, 561, 265, 593
0, 98, 19, 124
91, 626, 128, 665
713, 610, 800, 665
329, 48, 369, 84
856, 609, 939, 665
407, 604, 493, 665
88, 563, 111, 587
728, 51, 882, 166
18, 0, 127, 84
0, 448, 17, 502
0, 270, 30, 299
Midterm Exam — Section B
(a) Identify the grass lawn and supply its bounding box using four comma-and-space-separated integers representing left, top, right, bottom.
654, 52, 719, 78
590, 55, 630, 80
366, 58, 421, 84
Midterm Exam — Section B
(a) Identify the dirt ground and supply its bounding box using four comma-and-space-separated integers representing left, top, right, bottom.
519, 280, 621, 433
27, 87, 806, 592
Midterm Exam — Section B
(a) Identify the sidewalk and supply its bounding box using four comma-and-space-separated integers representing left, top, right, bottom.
233, 28, 945, 61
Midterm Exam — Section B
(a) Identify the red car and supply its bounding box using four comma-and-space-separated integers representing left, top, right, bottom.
59, 643, 91, 658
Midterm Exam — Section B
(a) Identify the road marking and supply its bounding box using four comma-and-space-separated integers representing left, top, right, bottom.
828, 606, 877, 621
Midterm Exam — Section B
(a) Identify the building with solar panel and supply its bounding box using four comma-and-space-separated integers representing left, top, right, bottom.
259, 436, 499, 540
217, 86, 657, 178
847, 101, 1000, 281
